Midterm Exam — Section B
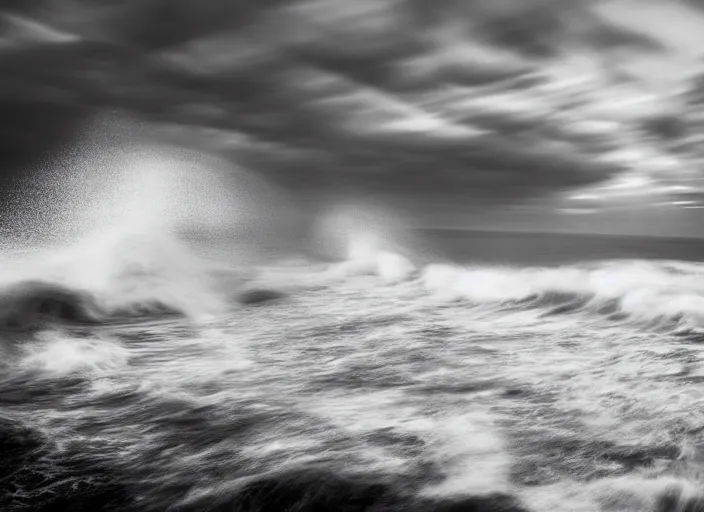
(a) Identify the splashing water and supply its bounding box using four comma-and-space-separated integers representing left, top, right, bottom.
4, 127, 704, 512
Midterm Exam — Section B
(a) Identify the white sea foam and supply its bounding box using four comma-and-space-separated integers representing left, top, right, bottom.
414, 259, 704, 331
20, 331, 129, 376
3, 123, 704, 512
376, 251, 416, 283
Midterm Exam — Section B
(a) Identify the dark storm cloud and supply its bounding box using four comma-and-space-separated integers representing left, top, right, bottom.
0, 0, 670, 201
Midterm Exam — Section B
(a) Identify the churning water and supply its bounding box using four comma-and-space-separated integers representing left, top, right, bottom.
3, 141, 704, 512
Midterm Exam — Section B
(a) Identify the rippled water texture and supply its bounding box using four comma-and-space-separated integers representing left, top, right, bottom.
3, 231, 704, 512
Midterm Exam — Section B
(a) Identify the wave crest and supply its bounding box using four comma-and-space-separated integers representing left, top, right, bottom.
416, 260, 704, 333
0, 230, 240, 330
0, 280, 100, 331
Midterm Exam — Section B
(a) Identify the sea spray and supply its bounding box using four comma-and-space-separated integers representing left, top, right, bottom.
4, 238, 704, 511
2, 119, 704, 512
377, 251, 416, 283
0, 229, 234, 327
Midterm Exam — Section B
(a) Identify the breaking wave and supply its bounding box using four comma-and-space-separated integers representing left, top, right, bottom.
5, 218, 704, 512
320, 229, 704, 337
0, 229, 244, 332
417, 259, 704, 334
2, 220, 704, 337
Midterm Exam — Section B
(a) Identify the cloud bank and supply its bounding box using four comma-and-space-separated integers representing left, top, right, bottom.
1, 0, 703, 218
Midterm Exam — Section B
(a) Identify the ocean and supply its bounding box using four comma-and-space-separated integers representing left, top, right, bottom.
2, 226, 704, 512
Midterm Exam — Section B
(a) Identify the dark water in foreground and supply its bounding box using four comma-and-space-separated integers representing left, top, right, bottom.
2, 230, 704, 512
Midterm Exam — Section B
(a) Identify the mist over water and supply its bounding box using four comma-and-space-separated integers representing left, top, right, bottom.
3, 118, 704, 512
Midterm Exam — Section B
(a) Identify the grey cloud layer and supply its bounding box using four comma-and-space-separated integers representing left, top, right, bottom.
0, 0, 682, 202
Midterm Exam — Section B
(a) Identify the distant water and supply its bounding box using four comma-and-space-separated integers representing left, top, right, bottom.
418, 228, 704, 266
3, 226, 704, 512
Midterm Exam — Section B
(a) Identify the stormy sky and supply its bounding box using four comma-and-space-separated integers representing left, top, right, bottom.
3, 0, 704, 237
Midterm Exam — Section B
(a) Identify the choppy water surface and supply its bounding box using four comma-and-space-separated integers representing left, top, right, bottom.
3, 231, 704, 512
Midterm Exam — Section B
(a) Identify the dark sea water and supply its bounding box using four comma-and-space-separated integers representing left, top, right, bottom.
418, 229, 704, 266
2, 226, 704, 512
